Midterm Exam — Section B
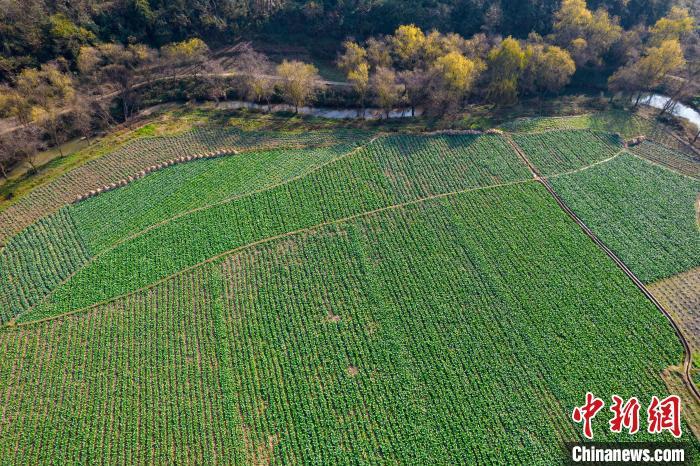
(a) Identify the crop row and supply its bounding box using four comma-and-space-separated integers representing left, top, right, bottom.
0, 265, 243, 464
0, 126, 373, 244
629, 141, 700, 178
649, 267, 700, 363
73, 148, 238, 203
72, 142, 361, 253
0, 208, 90, 325
551, 152, 700, 283
368, 133, 530, 202
24, 133, 532, 321
1, 182, 693, 463
512, 129, 622, 175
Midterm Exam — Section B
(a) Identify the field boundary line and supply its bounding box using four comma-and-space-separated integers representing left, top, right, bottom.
626, 150, 700, 181
15, 134, 384, 319
8, 178, 533, 329
547, 149, 625, 179
0, 130, 375, 247
102, 134, 384, 249
506, 134, 700, 404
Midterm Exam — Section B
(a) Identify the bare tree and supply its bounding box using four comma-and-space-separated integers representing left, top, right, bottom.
7, 126, 44, 174
202, 62, 229, 106
235, 46, 276, 110
371, 66, 401, 118
71, 95, 100, 144
398, 68, 429, 117
0, 134, 20, 179
78, 43, 157, 121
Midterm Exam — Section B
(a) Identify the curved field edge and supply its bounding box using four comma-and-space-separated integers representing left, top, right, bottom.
0, 124, 374, 245
0, 137, 378, 325
17, 133, 533, 323
510, 129, 623, 176
550, 153, 700, 283
0, 182, 695, 463
650, 267, 700, 381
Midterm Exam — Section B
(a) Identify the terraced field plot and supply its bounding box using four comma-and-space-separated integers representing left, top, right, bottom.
550, 152, 700, 283
0, 126, 372, 244
650, 267, 700, 373
1, 118, 698, 463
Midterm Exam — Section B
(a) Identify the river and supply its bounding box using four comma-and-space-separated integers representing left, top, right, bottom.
218, 100, 422, 119
639, 94, 700, 128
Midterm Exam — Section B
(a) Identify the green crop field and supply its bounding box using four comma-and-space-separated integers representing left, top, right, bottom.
1, 182, 695, 464
629, 140, 700, 178
551, 152, 700, 283
511, 129, 622, 175
0, 112, 698, 463
18, 133, 532, 323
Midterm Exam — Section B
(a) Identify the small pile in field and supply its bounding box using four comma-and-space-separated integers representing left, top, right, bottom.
73, 148, 239, 203
625, 135, 647, 147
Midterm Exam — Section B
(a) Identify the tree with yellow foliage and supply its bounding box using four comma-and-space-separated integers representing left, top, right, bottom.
434, 51, 479, 95
391, 25, 426, 67
429, 51, 482, 114
348, 62, 370, 117
276, 60, 321, 113
522, 44, 576, 96
608, 39, 685, 106
337, 41, 367, 73
648, 7, 694, 46
161, 38, 210, 77
486, 37, 526, 106
553, 0, 621, 67
338, 41, 371, 114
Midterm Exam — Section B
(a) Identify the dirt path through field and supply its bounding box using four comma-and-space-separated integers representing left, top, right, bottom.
505, 133, 700, 405
11, 177, 536, 328
14, 135, 634, 326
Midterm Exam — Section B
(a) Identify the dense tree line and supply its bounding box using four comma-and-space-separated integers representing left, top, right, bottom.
0, 0, 697, 180
336, 1, 696, 117
0, 0, 687, 81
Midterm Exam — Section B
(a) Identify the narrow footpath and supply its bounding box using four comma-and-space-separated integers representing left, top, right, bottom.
505, 134, 700, 403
